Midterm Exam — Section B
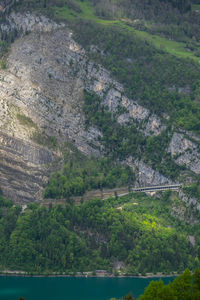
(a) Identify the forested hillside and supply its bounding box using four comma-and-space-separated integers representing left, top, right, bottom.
0, 191, 199, 274
0, 0, 199, 275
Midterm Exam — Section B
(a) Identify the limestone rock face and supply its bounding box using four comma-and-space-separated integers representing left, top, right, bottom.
144, 114, 165, 136
137, 161, 172, 186
101, 87, 165, 136
2, 11, 64, 33
125, 157, 172, 187
2, 25, 102, 156
168, 133, 200, 174
0, 131, 53, 203
178, 189, 200, 212
0, 12, 199, 203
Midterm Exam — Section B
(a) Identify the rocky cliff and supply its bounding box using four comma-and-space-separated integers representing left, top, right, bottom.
0, 11, 199, 203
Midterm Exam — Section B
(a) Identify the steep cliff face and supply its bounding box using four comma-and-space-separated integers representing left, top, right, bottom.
168, 132, 200, 175
0, 11, 199, 203
0, 131, 54, 202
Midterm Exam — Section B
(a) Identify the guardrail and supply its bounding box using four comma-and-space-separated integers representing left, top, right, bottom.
132, 184, 181, 193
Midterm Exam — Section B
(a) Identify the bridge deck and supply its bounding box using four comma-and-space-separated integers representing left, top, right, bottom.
132, 184, 181, 193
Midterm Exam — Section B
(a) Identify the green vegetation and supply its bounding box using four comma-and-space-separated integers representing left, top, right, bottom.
0, 58, 6, 69
44, 151, 135, 199
0, 41, 8, 69
89, 0, 200, 48
83, 91, 184, 180
83, 91, 144, 160
113, 269, 200, 299
74, 22, 200, 135
17, 113, 37, 128
192, 3, 200, 11
55, 0, 98, 22
2, 0, 199, 278
53, 0, 200, 62
0, 41, 8, 54
31, 131, 57, 149
184, 182, 200, 201
12, 0, 200, 137
118, 269, 200, 299
0, 190, 199, 274
130, 29, 200, 63
15, 0, 200, 62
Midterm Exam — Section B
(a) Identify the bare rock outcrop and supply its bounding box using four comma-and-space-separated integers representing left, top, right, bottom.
0, 11, 64, 33
125, 157, 172, 187
1, 12, 196, 203
168, 132, 200, 174
0, 131, 54, 203
178, 189, 200, 212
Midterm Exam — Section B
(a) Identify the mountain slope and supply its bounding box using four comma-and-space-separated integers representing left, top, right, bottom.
0, 0, 199, 205
0, 0, 199, 275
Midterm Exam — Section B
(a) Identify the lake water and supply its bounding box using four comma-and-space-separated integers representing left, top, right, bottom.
0, 276, 174, 300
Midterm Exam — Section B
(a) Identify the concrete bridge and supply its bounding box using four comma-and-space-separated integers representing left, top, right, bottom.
116, 184, 181, 198
132, 184, 181, 193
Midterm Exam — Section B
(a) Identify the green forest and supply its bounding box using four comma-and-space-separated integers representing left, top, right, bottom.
0, 190, 199, 274
117, 269, 200, 299
83, 91, 185, 180
44, 152, 135, 199
73, 21, 200, 135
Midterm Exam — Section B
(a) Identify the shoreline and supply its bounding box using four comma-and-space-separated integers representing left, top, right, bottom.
0, 271, 178, 279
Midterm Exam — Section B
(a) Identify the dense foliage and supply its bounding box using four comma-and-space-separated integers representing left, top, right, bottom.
91, 0, 193, 19
83, 91, 185, 180
91, 0, 200, 45
0, 192, 199, 274
14, 0, 200, 54
117, 269, 200, 299
184, 182, 200, 201
73, 21, 200, 135
0, 40, 8, 68
44, 152, 135, 199
138, 268, 200, 299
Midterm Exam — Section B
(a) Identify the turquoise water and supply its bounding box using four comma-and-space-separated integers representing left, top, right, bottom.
0, 276, 174, 300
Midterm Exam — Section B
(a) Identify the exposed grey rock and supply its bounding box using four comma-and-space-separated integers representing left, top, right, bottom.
178, 189, 200, 211
125, 157, 172, 187
168, 132, 200, 174
144, 114, 165, 136
0, 131, 53, 203
180, 130, 200, 143
188, 235, 195, 246
0, 131, 54, 164
118, 95, 149, 121
0, 11, 198, 204
137, 161, 172, 186
1, 11, 65, 34
2, 29, 101, 156
102, 89, 165, 136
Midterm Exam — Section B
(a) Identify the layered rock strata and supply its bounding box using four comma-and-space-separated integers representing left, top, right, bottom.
0, 12, 199, 202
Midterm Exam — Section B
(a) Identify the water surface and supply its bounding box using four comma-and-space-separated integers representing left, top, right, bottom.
0, 276, 174, 300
